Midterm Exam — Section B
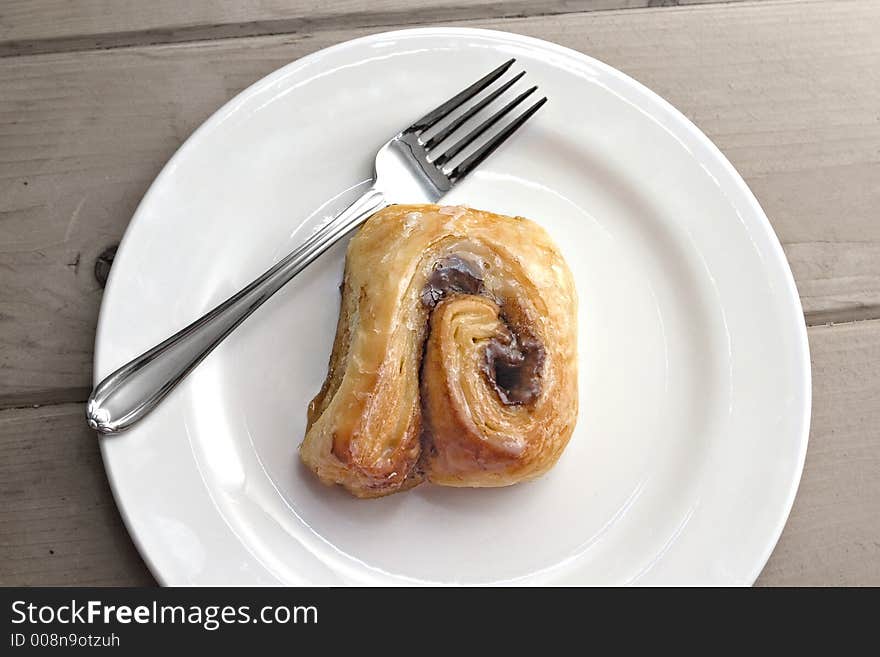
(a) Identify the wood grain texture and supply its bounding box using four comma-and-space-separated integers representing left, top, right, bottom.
0, 403, 154, 586
1, 319, 876, 586
757, 320, 880, 587
0, 0, 748, 56
1, 0, 878, 406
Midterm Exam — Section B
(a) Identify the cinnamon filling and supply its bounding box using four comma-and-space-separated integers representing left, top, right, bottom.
483, 335, 545, 406
421, 254, 544, 405
421, 255, 484, 306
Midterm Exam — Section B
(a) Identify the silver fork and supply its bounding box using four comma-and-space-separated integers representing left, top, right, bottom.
87, 59, 546, 434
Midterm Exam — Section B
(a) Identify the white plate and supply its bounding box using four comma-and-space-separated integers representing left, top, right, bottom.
96, 27, 811, 585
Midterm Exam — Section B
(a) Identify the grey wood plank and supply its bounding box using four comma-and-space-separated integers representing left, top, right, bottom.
0, 0, 878, 406
0, 403, 154, 586
757, 319, 880, 587
0, 0, 750, 57
2, 318, 877, 586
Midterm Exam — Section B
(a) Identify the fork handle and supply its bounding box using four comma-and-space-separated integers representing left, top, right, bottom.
87, 187, 388, 434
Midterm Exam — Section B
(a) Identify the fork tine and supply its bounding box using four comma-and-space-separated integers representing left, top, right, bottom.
432, 86, 537, 167
448, 97, 547, 182
423, 71, 526, 151
406, 59, 515, 133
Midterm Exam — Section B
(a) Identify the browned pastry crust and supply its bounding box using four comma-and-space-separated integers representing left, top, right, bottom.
299, 204, 578, 497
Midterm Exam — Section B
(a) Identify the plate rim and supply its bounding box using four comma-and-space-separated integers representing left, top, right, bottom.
96, 25, 812, 586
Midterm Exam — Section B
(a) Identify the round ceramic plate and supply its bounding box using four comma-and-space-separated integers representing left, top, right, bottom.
96, 27, 811, 585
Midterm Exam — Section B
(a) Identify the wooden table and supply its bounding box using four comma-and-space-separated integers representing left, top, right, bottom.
1, 0, 878, 586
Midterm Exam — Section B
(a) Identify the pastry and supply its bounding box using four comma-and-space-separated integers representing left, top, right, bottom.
299, 204, 578, 498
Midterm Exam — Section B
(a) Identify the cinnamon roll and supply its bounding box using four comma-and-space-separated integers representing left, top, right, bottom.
299, 204, 578, 498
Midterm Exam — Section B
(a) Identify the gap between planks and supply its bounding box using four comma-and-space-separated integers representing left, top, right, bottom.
0, 0, 754, 58
805, 307, 880, 327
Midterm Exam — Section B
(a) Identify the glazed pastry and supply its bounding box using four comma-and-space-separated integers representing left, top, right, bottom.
300, 204, 578, 498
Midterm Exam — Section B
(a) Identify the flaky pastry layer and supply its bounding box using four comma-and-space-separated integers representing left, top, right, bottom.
299, 204, 578, 497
